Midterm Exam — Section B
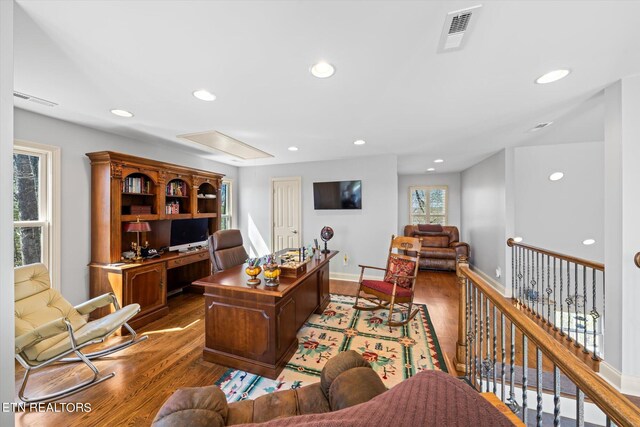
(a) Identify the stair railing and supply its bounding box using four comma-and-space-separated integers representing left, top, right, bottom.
455, 257, 640, 426
506, 239, 604, 360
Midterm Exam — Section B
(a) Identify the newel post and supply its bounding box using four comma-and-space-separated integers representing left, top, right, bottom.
454, 255, 469, 374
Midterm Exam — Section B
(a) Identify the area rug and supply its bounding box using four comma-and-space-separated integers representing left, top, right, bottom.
215, 293, 447, 403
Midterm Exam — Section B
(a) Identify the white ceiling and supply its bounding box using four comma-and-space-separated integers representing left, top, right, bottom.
13, 1, 640, 173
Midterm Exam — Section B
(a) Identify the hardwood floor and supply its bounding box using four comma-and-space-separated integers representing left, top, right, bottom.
14, 271, 460, 427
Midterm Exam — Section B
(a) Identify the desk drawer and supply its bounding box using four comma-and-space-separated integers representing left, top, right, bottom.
168, 252, 209, 269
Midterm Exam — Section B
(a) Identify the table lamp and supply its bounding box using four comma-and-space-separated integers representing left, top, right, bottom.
124, 217, 151, 261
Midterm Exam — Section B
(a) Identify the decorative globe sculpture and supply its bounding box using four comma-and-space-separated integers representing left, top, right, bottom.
320, 226, 334, 254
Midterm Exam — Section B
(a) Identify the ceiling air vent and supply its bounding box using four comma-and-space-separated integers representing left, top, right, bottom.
437, 5, 482, 53
529, 122, 553, 132
13, 91, 58, 107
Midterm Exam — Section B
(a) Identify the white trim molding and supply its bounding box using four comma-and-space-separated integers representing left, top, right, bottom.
470, 263, 507, 296
599, 361, 640, 397
13, 139, 61, 290
330, 272, 384, 283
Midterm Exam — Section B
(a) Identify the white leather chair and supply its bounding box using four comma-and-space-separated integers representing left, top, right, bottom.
14, 263, 148, 402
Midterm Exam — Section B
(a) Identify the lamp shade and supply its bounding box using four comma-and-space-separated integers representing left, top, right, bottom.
124, 221, 151, 233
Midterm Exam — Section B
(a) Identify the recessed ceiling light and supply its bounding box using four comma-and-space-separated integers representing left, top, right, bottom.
427, 168, 435, 172
353, 139, 366, 146
582, 239, 595, 246
433, 159, 444, 163
288, 146, 299, 152
310, 62, 335, 78
535, 69, 571, 84
513, 236, 523, 243
193, 89, 217, 101
110, 109, 134, 118
549, 172, 564, 181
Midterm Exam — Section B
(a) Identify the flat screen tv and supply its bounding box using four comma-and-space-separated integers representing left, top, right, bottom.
313, 180, 362, 210
169, 218, 209, 251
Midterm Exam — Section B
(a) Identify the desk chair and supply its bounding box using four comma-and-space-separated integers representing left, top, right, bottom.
210, 229, 249, 271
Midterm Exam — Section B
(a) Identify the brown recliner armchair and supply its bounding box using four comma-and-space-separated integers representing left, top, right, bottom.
404, 225, 469, 271
209, 229, 249, 272
152, 351, 387, 426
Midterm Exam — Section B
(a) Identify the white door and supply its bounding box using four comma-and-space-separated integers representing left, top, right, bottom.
272, 177, 301, 252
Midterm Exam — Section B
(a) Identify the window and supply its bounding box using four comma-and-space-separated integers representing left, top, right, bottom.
13, 141, 60, 287
409, 186, 448, 225
220, 179, 233, 230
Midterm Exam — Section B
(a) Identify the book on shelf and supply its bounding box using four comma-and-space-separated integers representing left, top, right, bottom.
166, 180, 187, 197
122, 176, 151, 194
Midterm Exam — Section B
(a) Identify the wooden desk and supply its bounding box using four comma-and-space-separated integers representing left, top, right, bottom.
193, 251, 338, 379
89, 248, 210, 329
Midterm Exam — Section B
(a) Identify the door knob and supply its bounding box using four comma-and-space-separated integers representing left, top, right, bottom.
292, 230, 298, 234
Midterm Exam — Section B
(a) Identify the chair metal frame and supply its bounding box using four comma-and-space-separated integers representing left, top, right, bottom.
353, 235, 422, 327
15, 292, 147, 403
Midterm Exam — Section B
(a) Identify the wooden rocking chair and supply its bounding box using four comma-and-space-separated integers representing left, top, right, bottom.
353, 235, 421, 327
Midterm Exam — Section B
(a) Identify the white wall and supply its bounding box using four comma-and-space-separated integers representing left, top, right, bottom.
461, 150, 508, 287
514, 141, 604, 262
602, 76, 640, 394
14, 109, 238, 304
397, 172, 461, 234
238, 154, 398, 280
1, 0, 15, 422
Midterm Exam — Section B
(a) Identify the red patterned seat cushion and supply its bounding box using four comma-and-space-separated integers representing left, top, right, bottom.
383, 257, 416, 288
361, 280, 413, 297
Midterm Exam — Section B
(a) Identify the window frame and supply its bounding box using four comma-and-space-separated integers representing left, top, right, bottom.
221, 179, 233, 230
408, 185, 448, 226
13, 140, 61, 290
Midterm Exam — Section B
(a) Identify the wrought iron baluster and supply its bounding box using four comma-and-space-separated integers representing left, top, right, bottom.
553, 257, 558, 331
479, 292, 485, 391
492, 305, 497, 394
540, 253, 544, 320
519, 247, 523, 304
522, 334, 528, 425
486, 297, 491, 393
546, 254, 552, 324
582, 266, 588, 353
559, 260, 564, 335
567, 261, 573, 342
553, 365, 561, 427
506, 322, 518, 414
527, 249, 530, 311
536, 251, 540, 317
501, 312, 506, 402
536, 348, 543, 427
574, 263, 579, 346
605, 416, 612, 427
591, 268, 599, 359
511, 244, 515, 299
576, 387, 585, 427
474, 285, 479, 390
465, 278, 470, 378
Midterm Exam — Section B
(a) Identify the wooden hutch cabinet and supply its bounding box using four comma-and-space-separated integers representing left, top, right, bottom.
86, 151, 224, 329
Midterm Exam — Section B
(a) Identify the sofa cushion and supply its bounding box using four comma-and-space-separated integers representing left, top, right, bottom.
422, 247, 457, 260
383, 257, 415, 288
295, 383, 331, 415
417, 224, 443, 232
361, 280, 413, 297
252, 390, 299, 424
320, 350, 372, 399
419, 234, 450, 248
328, 367, 387, 411
152, 385, 227, 427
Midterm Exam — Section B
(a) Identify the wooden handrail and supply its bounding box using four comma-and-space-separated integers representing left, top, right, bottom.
635, 252, 640, 268
458, 262, 640, 426
507, 238, 604, 271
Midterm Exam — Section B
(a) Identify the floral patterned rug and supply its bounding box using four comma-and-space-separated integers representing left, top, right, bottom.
214, 294, 446, 402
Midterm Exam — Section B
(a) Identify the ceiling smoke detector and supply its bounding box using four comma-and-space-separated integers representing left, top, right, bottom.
13, 91, 58, 107
437, 5, 483, 52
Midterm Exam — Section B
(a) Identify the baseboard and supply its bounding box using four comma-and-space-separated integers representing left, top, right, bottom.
330, 272, 383, 282
599, 361, 640, 396
469, 264, 506, 296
